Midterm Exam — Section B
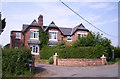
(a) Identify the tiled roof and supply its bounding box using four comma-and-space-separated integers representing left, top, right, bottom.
59, 27, 72, 36
44, 21, 59, 31
30, 19, 39, 25
48, 41, 60, 46
71, 23, 89, 35
28, 40, 40, 44
22, 24, 29, 32
18, 21, 89, 36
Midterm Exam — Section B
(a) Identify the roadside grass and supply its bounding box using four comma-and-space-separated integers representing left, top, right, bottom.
35, 59, 48, 64
107, 58, 120, 65
3, 71, 34, 77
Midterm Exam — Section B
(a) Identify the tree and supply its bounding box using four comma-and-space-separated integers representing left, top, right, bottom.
75, 31, 111, 47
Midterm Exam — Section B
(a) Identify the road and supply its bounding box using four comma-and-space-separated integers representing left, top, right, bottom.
35, 62, 118, 77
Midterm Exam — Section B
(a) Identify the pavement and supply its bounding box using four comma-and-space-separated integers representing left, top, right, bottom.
34, 62, 118, 77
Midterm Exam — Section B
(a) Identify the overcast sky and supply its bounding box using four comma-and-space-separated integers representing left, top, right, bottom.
0, 1, 118, 47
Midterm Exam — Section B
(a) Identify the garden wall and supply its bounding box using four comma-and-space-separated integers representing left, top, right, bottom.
53, 53, 107, 66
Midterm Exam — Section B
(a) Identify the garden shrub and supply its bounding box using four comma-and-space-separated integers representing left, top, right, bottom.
2, 47, 31, 77
48, 56, 54, 64
40, 45, 109, 59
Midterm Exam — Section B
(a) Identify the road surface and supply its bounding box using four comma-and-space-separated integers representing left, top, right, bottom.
35, 62, 118, 77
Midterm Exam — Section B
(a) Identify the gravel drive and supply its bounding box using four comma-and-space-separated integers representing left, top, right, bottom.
35, 62, 118, 77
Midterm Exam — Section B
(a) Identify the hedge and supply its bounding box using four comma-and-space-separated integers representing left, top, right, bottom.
2, 47, 32, 77
40, 45, 109, 59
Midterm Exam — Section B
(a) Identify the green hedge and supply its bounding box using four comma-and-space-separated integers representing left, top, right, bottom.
2, 47, 32, 77
40, 45, 109, 59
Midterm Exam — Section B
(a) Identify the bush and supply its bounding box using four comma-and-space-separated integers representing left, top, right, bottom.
40, 45, 109, 59
2, 47, 32, 77
48, 56, 54, 64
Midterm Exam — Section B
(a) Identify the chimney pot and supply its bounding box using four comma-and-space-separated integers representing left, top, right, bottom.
38, 14, 43, 26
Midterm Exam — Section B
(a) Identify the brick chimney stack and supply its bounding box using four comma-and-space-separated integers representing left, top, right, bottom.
38, 14, 43, 26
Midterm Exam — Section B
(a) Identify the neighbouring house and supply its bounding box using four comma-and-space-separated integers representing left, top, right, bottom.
10, 15, 89, 59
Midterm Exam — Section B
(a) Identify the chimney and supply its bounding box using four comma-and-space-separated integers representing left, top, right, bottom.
38, 14, 43, 26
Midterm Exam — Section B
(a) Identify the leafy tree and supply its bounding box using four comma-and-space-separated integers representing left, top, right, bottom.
73, 31, 111, 47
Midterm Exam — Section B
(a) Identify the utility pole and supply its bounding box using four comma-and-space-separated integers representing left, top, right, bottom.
112, 49, 114, 59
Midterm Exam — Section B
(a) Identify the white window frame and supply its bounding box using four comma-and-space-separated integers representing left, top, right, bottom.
16, 33, 21, 39
30, 29, 39, 40
49, 31, 58, 41
67, 36, 72, 41
78, 33, 87, 38
15, 46, 18, 49
30, 45, 39, 55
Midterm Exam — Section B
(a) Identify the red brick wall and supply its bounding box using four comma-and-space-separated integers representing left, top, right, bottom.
24, 27, 40, 59
10, 32, 24, 48
24, 27, 39, 48
55, 58, 106, 66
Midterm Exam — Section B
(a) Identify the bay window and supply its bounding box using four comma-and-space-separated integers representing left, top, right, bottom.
30, 45, 39, 54
30, 29, 39, 39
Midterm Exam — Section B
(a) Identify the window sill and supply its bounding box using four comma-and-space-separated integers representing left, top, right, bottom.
30, 38, 39, 40
49, 39, 58, 41
31, 53, 39, 55
15, 38, 21, 40
67, 40, 72, 42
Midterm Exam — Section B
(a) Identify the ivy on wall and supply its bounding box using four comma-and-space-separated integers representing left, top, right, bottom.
39, 27, 49, 49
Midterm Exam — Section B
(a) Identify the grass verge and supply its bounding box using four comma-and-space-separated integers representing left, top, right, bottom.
35, 59, 48, 64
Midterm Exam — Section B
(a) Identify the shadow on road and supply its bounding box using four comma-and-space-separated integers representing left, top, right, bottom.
34, 67, 46, 74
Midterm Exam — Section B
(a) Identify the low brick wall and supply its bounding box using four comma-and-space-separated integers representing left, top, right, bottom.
58, 59, 102, 66
53, 53, 107, 66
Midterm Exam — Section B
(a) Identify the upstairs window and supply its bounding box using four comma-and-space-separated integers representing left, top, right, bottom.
67, 36, 72, 41
78, 33, 87, 39
16, 33, 21, 39
49, 31, 58, 41
30, 30, 39, 39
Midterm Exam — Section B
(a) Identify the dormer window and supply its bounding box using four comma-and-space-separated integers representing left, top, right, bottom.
16, 33, 21, 39
30, 29, 39, 39
78, 33, 87, 39
67, 36, 72, 41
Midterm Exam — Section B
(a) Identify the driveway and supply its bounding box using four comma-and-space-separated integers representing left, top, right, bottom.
34, 62, 118, 77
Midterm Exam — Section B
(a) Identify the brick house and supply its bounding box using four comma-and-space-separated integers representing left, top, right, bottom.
10, 15, 89, 59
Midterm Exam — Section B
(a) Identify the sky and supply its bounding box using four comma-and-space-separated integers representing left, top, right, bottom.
0, 1, 119, 47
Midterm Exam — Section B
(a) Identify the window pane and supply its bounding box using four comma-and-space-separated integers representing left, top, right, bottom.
30, 31, 33, 38
35, 32, 38, 38
33, 46, 35, 53
67, 36, 72, 40
49, 32, 52, 39
36, 47, 38, 53
16, 33, 21, 39
49, 32, 57, 39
